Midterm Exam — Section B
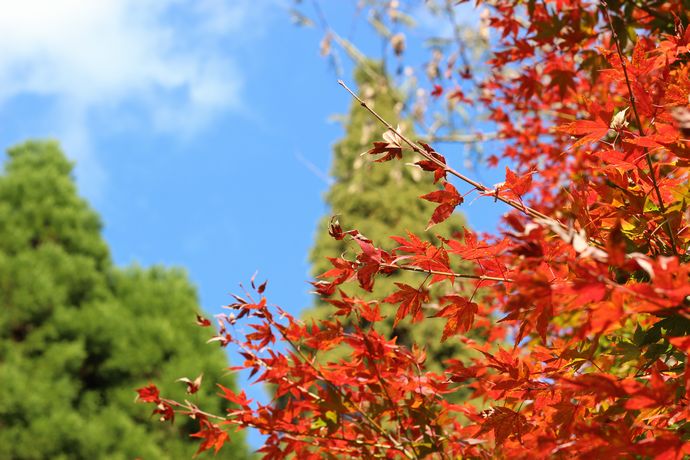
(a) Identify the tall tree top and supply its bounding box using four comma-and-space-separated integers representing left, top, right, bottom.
0, 140, 248, 459
0, 140, 108, 263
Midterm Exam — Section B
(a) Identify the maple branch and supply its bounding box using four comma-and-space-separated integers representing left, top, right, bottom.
162, 398, 227, 421
337, 80, 564, 228
383, 263, 514, 283
600, 1, 678, 256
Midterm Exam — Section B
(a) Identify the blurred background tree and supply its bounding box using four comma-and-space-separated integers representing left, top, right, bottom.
0, 141, 249, 459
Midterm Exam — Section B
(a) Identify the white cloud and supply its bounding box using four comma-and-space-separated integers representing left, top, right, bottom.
0, 0, 266, 197
0, 0, 256, 130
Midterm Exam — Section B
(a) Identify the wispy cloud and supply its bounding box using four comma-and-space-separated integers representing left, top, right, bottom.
0, 0, 268, 197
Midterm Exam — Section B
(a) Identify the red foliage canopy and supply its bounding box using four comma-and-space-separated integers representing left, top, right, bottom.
138, 1, 690, 458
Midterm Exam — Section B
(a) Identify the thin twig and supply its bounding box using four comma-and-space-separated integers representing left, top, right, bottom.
383, 263, 513, 283
162, 399, 227, 421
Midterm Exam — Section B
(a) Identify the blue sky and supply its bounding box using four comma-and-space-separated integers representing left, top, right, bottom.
0, 0, 507, 450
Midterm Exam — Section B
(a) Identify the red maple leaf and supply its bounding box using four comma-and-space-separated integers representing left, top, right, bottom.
504, 167, 533, 198
136, 384, 160, 403
476, 406, 531, 444
195, 313, 211, 327
177, 374, 203, 395
435, 295, 479, 341
360, 301, 384, 322
354, 236, 383, 292
191, 419, 230, 456
218, 386, 253, 409
558, 116, 611, 148
367, 129, 404, 162
415, 142, 448, 183
420, 181, 463, 229
383, 282, 430, 325
153, 401, 175, 423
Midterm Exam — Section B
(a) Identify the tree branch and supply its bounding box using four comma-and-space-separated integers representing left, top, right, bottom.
337, 79, 564, 228
600, 1, 678, 255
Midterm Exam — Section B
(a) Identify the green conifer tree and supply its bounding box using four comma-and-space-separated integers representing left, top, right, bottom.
0, 141, 248, 459
305, 63, 469, 371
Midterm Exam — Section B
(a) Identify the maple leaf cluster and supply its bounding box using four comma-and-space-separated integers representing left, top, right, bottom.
137, 1, 690, 458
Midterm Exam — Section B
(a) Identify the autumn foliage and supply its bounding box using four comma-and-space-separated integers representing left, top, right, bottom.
138, 1, 690, 458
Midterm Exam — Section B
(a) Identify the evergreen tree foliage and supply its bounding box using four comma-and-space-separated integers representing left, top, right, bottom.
305, 63, 469, 371
0, 141, 248, 459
